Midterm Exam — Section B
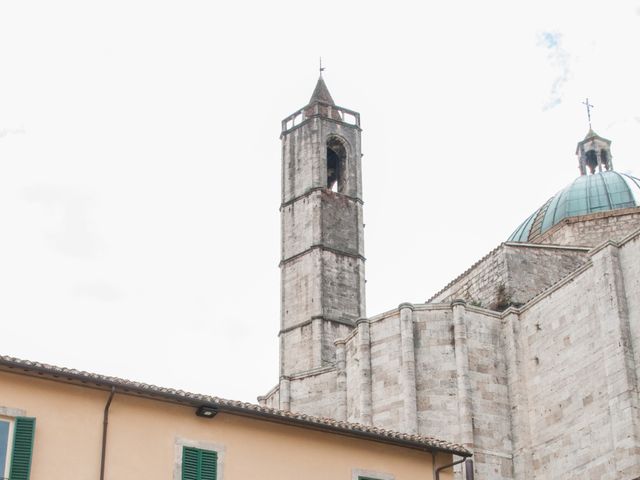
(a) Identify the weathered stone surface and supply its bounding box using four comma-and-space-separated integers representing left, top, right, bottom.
429, 243, 589, 310
535, 208, 640, 246
278, 92, 365, 379
265, 80, 640, 480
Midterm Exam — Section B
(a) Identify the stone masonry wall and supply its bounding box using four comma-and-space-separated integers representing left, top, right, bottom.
413, 308, 458, 442
504, 245, 588, 306
281, 193, 320, 260
281, 251, 322, 332
516, 238, 640, 479
518, 269, 616, 478
321, 250, 365, 323
464, 309, 513, 480
535, 208, 640, 247
620, 231, 640, 392
428, 246, 507, 308
281, 321, 315, 375
429, 244, 588, 310
320, 190, 360, 254
368, 313, 403, 428
289, 369, 339, 419
321, 320, 353, 365
342, 305, 515, 480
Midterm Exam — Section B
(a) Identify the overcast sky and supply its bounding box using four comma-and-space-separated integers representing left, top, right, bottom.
1, 1, 639, 403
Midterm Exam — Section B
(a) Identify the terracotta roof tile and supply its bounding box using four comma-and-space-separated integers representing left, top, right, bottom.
0, 354, 470, 457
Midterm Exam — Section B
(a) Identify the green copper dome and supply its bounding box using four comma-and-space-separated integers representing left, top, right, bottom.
508, 171, 640, 243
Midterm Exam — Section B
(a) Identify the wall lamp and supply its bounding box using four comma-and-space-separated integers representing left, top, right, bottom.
195, 406, 218, 418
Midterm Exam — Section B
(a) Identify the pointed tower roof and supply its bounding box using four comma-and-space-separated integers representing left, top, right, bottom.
582, 127, 610, 142
309, 76, 335, 105
576, 128, 611, 154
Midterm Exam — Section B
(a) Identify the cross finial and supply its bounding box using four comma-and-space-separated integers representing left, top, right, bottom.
582, 98, 594, 129
319, 57, 325, 77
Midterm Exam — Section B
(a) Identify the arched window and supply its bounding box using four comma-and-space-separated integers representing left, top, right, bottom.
326, 137, 347, 193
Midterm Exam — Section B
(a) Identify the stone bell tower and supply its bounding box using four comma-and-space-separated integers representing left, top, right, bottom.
279, 76, 366, 378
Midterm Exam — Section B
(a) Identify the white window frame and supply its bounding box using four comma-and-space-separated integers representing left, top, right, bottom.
173, 437, 225, 480
0, 406, 26, 480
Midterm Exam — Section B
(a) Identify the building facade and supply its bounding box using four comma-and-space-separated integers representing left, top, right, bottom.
261, 78, 640, 479
0, 355, 468, 480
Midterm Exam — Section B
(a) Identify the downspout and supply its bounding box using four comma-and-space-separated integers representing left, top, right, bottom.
100, 387, 116, 480
435, 456, 473, 480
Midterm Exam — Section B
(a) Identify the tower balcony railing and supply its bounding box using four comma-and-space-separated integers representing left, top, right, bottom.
282, 102, 360, 133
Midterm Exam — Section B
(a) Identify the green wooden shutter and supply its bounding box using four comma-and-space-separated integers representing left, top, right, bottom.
182, 447, 199, 480
9, 417, 36, 480
200, 450, 216, 480
182, 447, 217, 480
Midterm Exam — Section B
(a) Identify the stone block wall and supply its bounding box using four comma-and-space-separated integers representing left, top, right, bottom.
281, 194, 320, 260
368, 313, 403, 428
259, 385, 279, 410
321, 320, 353, 365
280, 321, 315, 375
620, 232, 640, 385
428, 246, 507, 307
504, 244, 588, 305
464, 309, 513, 480
342, 305, 515, 480
281, 250, 322, 331
320, 190, 361, 254
282, 123, 316, 201
320, 250, 365, 322
429, 244, 588, 310
413, 308, 457, 440
289, 369, 339, 419
515, 234, 640, 479
518, 266, 618, 478
534, 208, 640, 247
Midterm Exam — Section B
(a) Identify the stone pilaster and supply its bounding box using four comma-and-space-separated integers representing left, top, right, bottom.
279, 376, 291, 412
503, 309, 533, 479
452, 299, 474, 449
399, 303, 418, 434
335, 339, 347, 421
356, 318, 373, 425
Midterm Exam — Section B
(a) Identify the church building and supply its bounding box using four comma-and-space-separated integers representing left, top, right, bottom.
260, 77, 640, 480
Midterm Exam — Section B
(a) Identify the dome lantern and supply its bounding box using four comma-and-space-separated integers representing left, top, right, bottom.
576, 129, 613, 175
509, 126, 639, 243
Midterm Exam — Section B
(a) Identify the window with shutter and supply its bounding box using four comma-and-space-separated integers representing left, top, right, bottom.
0, 416, 35, 480
182, 446, 217, 480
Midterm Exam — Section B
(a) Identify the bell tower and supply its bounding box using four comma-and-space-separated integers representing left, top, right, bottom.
279, 76, 366, 377
576, 129, 613, 175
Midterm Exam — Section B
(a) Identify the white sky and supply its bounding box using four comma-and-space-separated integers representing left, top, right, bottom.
1, 1, 639, 403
